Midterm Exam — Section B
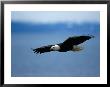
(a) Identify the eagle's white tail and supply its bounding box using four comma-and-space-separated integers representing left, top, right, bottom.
72, 45, 83, 52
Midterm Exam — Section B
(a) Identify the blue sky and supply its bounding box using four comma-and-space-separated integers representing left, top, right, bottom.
11, 11, 100, 77
11, 11, 100, 23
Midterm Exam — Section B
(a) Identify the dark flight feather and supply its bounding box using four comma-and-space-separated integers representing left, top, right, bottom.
32, 45, 53, 54
62, 36, 93, 45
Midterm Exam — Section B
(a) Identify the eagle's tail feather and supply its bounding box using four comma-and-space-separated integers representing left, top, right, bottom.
72, 45, 84, 52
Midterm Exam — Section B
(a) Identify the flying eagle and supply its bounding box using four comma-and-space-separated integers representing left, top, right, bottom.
32, 35, 94, 54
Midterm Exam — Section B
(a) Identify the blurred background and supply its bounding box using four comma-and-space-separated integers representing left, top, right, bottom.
11, 11, 100, 77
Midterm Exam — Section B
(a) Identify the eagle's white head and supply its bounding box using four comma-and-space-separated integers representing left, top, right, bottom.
50, 45, 60, 51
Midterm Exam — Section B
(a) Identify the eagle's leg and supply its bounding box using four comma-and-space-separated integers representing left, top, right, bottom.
72, 45, 83, 52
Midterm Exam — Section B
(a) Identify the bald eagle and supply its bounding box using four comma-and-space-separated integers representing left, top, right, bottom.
32, 35, 94, 54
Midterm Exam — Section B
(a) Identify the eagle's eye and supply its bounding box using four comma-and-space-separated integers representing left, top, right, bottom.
50, 46, 55, 50
52, 47, 55, 49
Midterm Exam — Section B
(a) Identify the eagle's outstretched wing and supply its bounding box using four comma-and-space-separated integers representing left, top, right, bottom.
62, 35, 94, 46
32, 45, 53, 54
